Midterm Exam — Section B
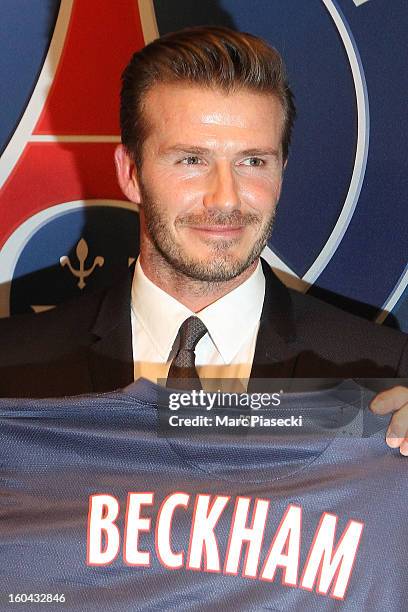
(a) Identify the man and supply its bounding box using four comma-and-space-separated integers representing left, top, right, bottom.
0, 27, 407, 451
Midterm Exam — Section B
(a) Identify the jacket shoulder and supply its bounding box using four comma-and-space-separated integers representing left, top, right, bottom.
0, 288, 105, 366
289, 287, 408, 370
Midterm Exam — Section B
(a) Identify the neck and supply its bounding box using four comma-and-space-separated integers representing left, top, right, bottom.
139, 248, 258, 313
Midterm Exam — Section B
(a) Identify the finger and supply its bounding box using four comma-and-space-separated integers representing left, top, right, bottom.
386, 432, 405, 449
385, 403, 408, 449
370, 386, 408, 414
399, 438, 408, 457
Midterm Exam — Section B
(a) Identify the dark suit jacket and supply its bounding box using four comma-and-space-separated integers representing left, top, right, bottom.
0, 260, 407, 397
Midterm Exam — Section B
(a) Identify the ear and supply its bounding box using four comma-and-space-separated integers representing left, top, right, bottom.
114, 144, 142, 204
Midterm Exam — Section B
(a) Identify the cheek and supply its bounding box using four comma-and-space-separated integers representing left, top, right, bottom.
167, 177, 209, 213
239, 177, 281, 211
145, 167, 207, 211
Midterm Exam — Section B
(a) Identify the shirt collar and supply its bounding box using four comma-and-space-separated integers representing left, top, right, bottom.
131, 258, 265, 363
198, 260, 265, 363
131, 259, 193, 360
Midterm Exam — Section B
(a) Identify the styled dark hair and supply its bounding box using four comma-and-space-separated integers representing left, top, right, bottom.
120, 26, 296, 164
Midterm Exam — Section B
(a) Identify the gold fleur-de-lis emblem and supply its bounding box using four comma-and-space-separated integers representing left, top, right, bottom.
60, 238, 104, 289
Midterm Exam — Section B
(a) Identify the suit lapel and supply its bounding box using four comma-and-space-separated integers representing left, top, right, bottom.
248, 260, 302, 389
87, 266, 134, 392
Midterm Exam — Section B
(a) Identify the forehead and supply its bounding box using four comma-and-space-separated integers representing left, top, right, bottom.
142, 83, 285, 150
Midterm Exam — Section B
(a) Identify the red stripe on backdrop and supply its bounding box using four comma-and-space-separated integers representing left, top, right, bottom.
0, 143, 124, 244
34, 0, 145, 134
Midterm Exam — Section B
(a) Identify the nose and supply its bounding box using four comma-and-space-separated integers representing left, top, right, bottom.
203, 161, 240, 211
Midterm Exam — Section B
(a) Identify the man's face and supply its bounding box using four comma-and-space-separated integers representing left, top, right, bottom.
128, 84, 285, 281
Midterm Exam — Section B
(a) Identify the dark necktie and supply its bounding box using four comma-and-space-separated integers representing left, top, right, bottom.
166, 316, 208, 390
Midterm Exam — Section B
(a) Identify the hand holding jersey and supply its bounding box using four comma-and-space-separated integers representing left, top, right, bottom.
371, 386, 408, 454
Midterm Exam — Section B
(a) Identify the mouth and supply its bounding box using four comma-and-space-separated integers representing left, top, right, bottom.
186, 225, 246, 238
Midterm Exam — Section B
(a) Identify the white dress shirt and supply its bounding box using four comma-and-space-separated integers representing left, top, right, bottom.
130, 259, 265, 391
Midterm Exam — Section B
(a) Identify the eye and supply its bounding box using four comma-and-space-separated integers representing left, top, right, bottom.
181, 155, 202, 165
242, 157, 265, 167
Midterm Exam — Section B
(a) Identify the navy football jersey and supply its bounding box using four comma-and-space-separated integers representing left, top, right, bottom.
0, 379, 406, 611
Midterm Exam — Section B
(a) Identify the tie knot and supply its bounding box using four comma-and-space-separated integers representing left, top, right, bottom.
178, 316, 208, 351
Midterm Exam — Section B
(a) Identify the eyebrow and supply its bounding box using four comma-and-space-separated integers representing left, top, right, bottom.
160, 145, 211, 156
238, 148, 280, 159
160, 145, 281, 158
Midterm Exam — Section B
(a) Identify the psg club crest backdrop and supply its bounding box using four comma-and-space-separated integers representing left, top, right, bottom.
0, 0, 407, 330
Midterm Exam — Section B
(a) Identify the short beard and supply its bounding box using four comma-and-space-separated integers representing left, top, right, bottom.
141, 186, 275, 282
